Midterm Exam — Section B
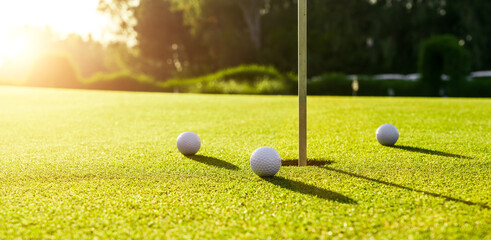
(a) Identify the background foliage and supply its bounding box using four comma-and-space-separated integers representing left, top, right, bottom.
419, 35, 471, 97
96, 0, 491, 77
26, 53, 81, 88
0, 0, 490, 96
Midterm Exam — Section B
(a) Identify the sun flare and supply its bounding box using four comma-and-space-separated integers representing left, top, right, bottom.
0, 33, 35, 61
0, 0, 107, 64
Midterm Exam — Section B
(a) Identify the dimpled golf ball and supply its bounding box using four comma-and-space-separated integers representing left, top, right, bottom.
177, 132, 201, 155
376, 124, 399, 146
250, 147, 281, 177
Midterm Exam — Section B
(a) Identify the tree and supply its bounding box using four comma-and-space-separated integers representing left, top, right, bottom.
55, 34, 107, 78
173, 0, 265, 50
99, 0, 268, 74
419, 35, 470, 97
259, 0, 297, 72
133, 0, 191, 80
98, 0, 491, 80
444, 0, 491, 70
99, 0, 197, 79
236, 0, 263, 50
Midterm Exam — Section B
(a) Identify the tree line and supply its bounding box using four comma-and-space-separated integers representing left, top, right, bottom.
97, 0, 491, 81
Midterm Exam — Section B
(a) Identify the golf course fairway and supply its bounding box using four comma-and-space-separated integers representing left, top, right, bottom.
0, 86, 489, 239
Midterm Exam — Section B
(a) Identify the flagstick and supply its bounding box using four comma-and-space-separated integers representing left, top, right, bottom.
298, 0, 307, 167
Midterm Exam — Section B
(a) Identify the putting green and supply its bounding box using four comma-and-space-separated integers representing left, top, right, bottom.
0, 86, 489, 239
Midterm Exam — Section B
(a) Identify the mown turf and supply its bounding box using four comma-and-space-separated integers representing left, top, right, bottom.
0, 86, 489, 239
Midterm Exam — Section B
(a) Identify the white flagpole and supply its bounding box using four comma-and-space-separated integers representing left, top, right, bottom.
298, 0, 307, 166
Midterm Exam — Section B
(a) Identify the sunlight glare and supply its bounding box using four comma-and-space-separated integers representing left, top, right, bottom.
0, 0, 107, 37
0, 0, 108, 60
2, 36, 32, 59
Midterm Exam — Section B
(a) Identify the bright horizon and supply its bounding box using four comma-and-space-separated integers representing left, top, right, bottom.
0, 0, 111, 65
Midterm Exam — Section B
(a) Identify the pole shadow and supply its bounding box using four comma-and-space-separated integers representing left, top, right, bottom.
186, 155, 240, 171
390, 145, 472, 159
263, 176, 357, 204
282, 159, 334, 167
321, 166, 489, 209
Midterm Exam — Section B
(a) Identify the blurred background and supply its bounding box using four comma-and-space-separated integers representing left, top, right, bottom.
0, 0, 490, 97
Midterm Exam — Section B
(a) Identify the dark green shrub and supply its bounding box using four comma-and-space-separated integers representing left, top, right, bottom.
419, 35, 471, 97
83, 72, 162, 92
212, 65, 284, 82
188, 79, 289, 95
26, 53, 81, 88
308, 73, 351, 95
464, 78, 491, 97
358, 78, 421, 96
308, 73, 420, 96
354, 76, 386, 96
162, 65, 296, 94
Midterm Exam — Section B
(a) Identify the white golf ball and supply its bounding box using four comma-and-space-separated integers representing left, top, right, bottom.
177, 132, 201, 155
376, 124, 399, 146
250, 147, 281, 177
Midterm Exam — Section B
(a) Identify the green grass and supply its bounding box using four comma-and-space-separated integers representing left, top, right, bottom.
0, 86, 489, 239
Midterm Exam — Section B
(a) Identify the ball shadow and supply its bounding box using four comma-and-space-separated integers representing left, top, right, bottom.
320, 166, 489, 209
263, 176, 357, 204
186, 155, 240, 171
389, 145, 473, 159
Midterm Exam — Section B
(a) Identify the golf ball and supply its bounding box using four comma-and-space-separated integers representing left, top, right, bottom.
376, 124, 399, 146
250, 147, 281, 177
177, 132, 201, 155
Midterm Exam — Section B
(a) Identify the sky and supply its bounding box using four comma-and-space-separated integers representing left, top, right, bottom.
0, 0, 109, 40
0, 0, 111, 66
